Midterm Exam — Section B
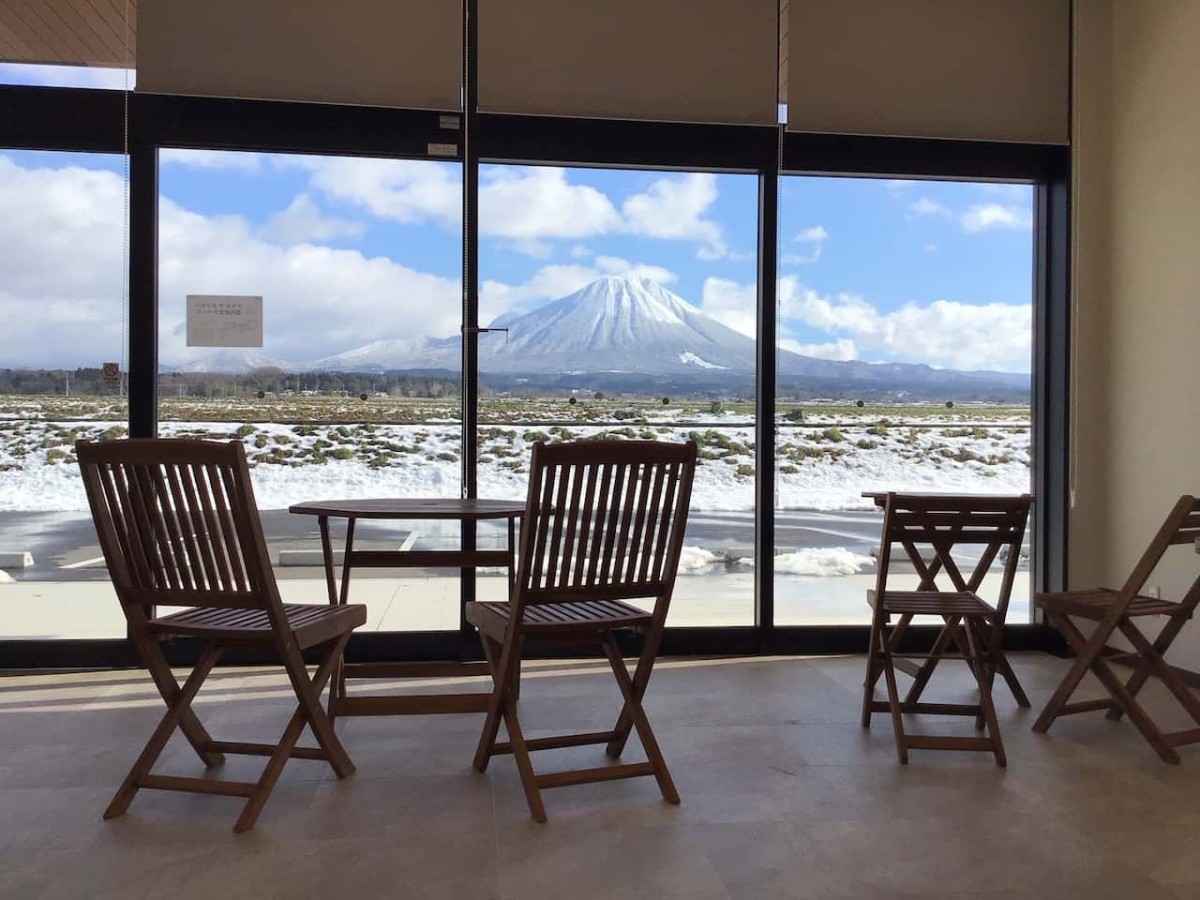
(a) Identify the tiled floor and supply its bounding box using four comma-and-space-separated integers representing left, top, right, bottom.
1, 653, 1198, 899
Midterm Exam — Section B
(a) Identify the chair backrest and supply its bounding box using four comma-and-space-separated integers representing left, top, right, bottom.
511, 440, 698, 623
1113, 494, 1200, 614
76, 438, 281, 621
874, 492, 1032, 621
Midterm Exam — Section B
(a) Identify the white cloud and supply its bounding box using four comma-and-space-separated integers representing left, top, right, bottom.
924, 243, 938, 253
622, 173, 726, 259
780, 338, 858, 361
961, 203, 1033, 233
160, 149, 265, 173
569, 245, 593, 258
297, 156, 462, 229
909, 197, 952, 218
266, 161, 731, 256
886, 179, 916, 194
593, 256, 677, 284
480, 167, 622, 239
480, 258, 678, 327
260, 194, 365, 244
779, 279, 1031, 371
0, 157, 127, 367
0, 155, 462, 368
784, 225, 828, 264
700, 278, 756, 338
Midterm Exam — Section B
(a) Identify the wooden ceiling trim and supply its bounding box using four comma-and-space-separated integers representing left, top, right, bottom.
0, 0, 135, 67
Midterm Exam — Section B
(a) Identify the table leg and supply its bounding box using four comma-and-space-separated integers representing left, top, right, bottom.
339, 518, 356, 606
318, 516, 337, 606
507, 516, 517, 600
328, 518, 357, 721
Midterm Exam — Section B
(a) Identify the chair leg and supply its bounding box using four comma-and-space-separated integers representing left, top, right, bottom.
904, 615, 961, 705
992, 645, 1031, 708
862, 612, 884, 726
502, 701, 546, 823
1116, 620, 1200, 727
292, 634, 356, 778
1032, 613, 1111, 734
602, 634, 679, 805
1107, 618, 1197, 723
866, 613, 912, 691
1039, 615, 1181, 764
474, 635, 518, 773
606, 630, 661, 758
137, 635, 224, 767
964, 617, 1005, 767
105, 645, 222, 820
880, 624, 908, 764
235, 635, 352, 833
1086, 653, 1180, 764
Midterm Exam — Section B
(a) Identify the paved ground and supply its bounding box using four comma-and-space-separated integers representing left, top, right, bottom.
0, 508, 890, 583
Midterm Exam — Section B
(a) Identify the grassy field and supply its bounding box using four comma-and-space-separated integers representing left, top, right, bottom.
0, 393, 1029, 426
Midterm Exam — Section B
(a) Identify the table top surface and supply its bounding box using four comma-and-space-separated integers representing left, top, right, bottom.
861, 490, 1032, 506
289, 497, 526, 520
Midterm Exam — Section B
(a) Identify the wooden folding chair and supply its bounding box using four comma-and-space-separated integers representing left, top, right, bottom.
1033, 495, 1200, 763
862, 492, 1032, 765
77, 438, 366, 832
467, 439, 697, 822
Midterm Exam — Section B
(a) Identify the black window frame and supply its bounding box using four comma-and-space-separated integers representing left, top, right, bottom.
0, 82, 1067, 667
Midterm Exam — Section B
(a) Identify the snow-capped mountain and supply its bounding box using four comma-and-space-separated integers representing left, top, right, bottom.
309, 337, 431, 373
171, 349, 295, 374
476, 277, 756, 374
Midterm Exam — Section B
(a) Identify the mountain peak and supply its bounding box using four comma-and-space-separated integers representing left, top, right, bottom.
567, 276, 701, 325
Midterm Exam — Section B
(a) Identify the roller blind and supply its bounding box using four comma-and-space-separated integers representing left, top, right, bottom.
137, 0, 461, 110
0, 0, 135, 68
787, 0, 1070, 143
480, 0, 779, 125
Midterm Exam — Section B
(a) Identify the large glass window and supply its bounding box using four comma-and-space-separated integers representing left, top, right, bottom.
0, 149, 129, 638
773, 176, 1034, 625
157, 149, 464, 631
477, 164, 759, 625
0, 63, 132, 90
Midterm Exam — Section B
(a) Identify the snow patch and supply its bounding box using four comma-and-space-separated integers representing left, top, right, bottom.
678, 352, 727, 370
677, 546, 719, 574
735, 548, 875, 576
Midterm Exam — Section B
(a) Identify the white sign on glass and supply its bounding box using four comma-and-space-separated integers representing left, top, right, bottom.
186, 295, 264, 348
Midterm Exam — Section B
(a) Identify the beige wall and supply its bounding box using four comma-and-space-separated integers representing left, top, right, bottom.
1071, 0, 1200, 668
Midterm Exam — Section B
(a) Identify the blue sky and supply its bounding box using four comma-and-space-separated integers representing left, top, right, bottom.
0, 64, 1035, 373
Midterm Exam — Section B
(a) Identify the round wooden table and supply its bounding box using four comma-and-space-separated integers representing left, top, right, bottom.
289, 497, 525, 718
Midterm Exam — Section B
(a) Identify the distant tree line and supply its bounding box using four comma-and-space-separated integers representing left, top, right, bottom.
0, 367, 462, 399
158, 367, 460, 399
0, 367, 123, 396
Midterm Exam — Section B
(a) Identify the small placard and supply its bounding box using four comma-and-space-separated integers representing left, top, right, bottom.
427, 142, 458, 157
186, 295, 263, 348
101, 362, 121, 382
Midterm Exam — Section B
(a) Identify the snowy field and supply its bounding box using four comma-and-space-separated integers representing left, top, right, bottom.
0, 396, 1032, 621
0, 396, 1030, 514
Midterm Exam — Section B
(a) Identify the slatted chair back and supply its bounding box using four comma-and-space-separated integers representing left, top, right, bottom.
875, 492, 1032, 620
1107, 494, 1200, 623
76, 438, 281, 624
511, 440, 697, 623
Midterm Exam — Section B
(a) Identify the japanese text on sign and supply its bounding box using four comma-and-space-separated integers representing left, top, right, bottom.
186, 295, 264, 348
